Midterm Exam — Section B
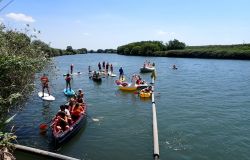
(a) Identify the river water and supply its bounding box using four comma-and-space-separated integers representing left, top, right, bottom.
5, 53, 250, 160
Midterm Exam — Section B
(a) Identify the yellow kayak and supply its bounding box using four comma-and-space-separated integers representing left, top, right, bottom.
139, 90, 152, 98
118, 82, 137, 91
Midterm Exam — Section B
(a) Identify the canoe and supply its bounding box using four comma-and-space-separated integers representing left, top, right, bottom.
140, 66, 155, 73
63, 88, 75, 96
51, 105, 87, 146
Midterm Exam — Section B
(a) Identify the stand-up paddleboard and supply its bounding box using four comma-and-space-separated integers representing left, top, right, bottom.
108, 71, 117, 77
119, 76, 126, 82
63, 72, 82, 76
63, 88, 75, 96
38, 92, 55, 101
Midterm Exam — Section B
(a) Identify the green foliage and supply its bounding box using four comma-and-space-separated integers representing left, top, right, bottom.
153, 44, 250, 59
166, 39, 186, 50
0, 24, 49, 124
117, 41, 166, 56
0, 132, 17, 151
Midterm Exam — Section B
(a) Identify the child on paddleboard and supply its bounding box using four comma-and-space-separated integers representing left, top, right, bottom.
40, 73, 50, 97
65, 73, 72, 90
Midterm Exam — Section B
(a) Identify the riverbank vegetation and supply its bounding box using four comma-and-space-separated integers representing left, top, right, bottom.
117, 40, 250, 59
0, 24, 49, 125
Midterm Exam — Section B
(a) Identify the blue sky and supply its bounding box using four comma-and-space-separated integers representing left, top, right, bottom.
0, 0, 250, 50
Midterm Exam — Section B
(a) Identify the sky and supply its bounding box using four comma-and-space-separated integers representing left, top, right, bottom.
0, 0, 250, 50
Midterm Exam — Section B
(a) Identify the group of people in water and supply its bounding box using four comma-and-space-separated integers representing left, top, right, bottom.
53, 89, 86, 133
143, 61, 155, 68
97, 61, 114, 74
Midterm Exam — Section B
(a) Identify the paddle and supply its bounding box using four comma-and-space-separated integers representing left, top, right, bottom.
4, 114, 17, 124
39, 118, 54, 134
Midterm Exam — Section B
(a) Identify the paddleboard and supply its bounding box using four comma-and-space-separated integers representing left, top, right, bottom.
63, 88, 75, 96
119, 76, 126, 82
108, 71, 117, 77
63, 72, 82, 76
38, 92, 55, 101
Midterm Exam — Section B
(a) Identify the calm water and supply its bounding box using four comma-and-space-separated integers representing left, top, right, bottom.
5, 54, 250, 160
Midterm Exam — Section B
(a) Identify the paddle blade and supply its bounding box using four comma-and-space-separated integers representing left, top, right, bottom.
39, 123, 48, 134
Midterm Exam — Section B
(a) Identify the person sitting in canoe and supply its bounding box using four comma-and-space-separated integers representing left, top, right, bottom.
141, 86, 153, 93
40, 73, 50, 97
65, 74, 72, 90
77, 89, 84, 98
71, 103, 84, 121
58, 105, 70, 118
54, 111, 70, 132
68, 98, 76, 112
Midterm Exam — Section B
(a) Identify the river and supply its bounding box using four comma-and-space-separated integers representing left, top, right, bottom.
5, 53, 250, 160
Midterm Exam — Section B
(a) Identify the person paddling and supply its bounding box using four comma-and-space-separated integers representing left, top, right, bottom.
102, 61, 105, 70
110, 64, 113, 74
98, 62, 101, 71
65, 73, 72, 90
40, 73, 50, 97
70, 64, 74, 74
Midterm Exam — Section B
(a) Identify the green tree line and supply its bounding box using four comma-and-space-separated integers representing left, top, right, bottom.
117, 39, 185, 56
117, 39, 250, 59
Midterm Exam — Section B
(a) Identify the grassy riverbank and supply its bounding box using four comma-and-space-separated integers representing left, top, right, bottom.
153, 44, 250, 59
117, 40, 250, 60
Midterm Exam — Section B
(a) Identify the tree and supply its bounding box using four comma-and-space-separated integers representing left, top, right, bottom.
66, 46, 73, 52
166, 39, 186, 50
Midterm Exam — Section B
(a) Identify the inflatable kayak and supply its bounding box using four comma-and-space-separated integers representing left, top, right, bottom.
139, 90, 152, 98
118, 83, 137, 91
140, 66, 155, 73
63, 88, 75, 96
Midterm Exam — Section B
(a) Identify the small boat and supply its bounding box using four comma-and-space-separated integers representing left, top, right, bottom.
139, 87, 153, 98
139, 90, 152, 98
118, 83, 137, 91
90, 71, 102, 82
64, 88, 75, 96
140, 66, 155, 73
136, 82, 148, 89
51, 103, 87, 146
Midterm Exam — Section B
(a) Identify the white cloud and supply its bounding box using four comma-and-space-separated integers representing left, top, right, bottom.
6, 13, 35, 23
156, 30, 176, 38
157, 30, 168, 35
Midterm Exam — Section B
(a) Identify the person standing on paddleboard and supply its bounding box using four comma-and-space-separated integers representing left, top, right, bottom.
70, 64, 74, 74
110, 64, 113, 74
98, 62, 101, 71
40, 73, 50, 97
119, 67, 124, 80
65, 74, 72, 90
